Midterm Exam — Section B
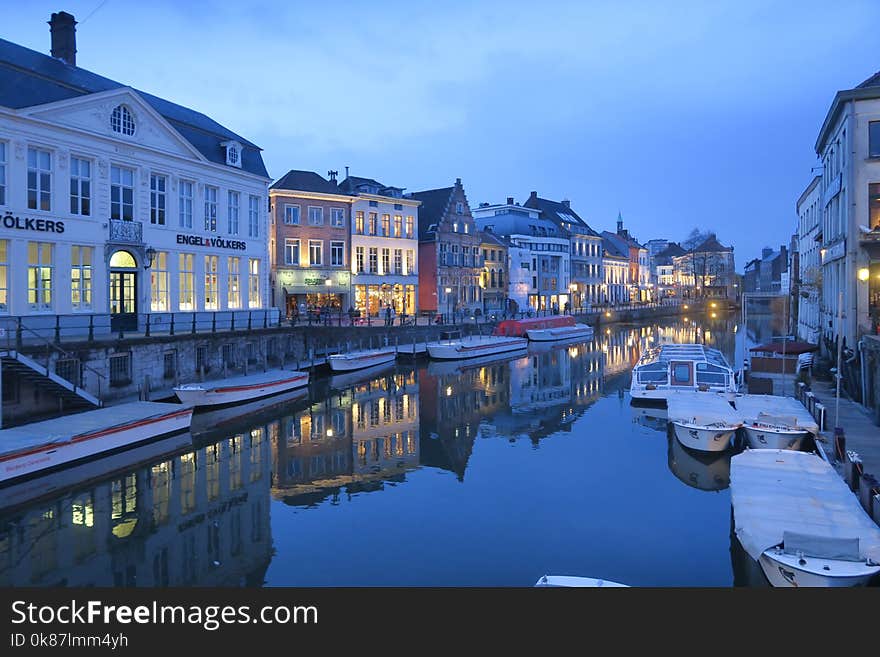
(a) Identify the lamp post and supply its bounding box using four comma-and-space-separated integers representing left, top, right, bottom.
445, 286, 452, 324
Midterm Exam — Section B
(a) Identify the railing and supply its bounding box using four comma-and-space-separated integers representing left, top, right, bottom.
109, 219, 143, 243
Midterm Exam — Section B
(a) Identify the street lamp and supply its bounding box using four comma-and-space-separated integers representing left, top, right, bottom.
445, 286, 452, 323
144, 246, 157, 269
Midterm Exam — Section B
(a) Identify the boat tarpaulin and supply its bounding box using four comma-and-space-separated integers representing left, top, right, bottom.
666, 391, 740, 425
733, 395, 819, 435
730, 449, 880, 563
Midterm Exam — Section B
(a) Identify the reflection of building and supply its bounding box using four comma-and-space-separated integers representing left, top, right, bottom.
0, 429, 272, 586
270, 370, 419, 504
509, 351, 571, 413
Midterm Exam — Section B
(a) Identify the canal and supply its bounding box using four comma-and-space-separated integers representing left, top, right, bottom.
1, 312, 776, 587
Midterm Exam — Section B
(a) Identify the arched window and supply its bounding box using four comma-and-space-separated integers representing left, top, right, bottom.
110, 105, 136, 136
110, 250, 137, 268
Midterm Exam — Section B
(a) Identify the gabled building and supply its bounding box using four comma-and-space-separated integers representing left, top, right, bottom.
523, 192, 603, 310
653, 242, 685, 298
674, 234, 736, 299
480, 230, 509, 314
408, 178, 482, 317
339, 173, 419, 317
600, 234, 629, 305
603, 214, 651, 302
269, 170, 354, 316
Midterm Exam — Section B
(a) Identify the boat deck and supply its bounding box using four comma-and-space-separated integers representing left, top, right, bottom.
0, 402, 186, 458
666, 391, 741, 425
733, 394, 819, 435
731, 449, 880, 563
177, 369, 308, 390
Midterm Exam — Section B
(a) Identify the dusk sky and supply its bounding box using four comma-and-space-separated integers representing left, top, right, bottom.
5, 0, 880, 267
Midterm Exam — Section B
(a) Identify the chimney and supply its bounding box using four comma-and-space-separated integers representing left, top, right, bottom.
49, 12, 77, 66
344, 166, 350, 179
562, 199, 570, 208
529, 191, 537, 200
506, 196, 514, 205
328, 170, 338, 183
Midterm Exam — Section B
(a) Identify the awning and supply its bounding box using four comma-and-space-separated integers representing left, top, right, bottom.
749, 341, 818, 355
283, 287, 294, 296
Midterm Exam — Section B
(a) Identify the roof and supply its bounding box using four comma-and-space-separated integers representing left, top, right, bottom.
0, 37, 268, 178
690, 234, 733, 253
338, 176, 403, 195
523, 194, 600, 237
600, 233, 628, 259
857, 70, 880, 88
749, 341, 818, 355
408, 187, 454, 240
271, 170, 343, 195
656, 242, 687, 259
481, 230, 510, 248
816, 70, 880, 152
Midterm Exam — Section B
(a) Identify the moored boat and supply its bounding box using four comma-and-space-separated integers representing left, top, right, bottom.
174, 369, 309, 407
493, 315, 594, 342
327, 348, 397, 372
425, 328, 528, 360
667, 391, 742, 453
0, 402, 193, 485
732, 394, 817, 450
534, 575, 629, 587
630, 344, 738, 403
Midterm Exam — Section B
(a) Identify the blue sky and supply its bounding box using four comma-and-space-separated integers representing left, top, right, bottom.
5, 0, 880, 267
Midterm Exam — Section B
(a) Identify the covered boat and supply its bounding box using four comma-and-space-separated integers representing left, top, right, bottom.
327, 348, 397, 372
534, 575, 629, 587
630, 344, 738, 403
174, 369, 309, 407
731, 449, 880, 587
425, 328, 527, 360
732, 394, 818, 450
666, 391, 742, 452
495, 315, 593, 342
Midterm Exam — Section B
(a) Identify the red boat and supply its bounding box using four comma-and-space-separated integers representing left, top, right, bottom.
494, 315, 594, 342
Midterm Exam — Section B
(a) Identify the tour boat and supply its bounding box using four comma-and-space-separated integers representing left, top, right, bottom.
426, 328, 528, 360
327, 348, 397, 372
731, 449, 880, 587
630, 343, 738, 403
666, 391, 742, 453
534, 575, 629, 587
494, 315, 594, 342
732, 394, 817, 450
0, 402, 193, 485
174, 369, 309, 407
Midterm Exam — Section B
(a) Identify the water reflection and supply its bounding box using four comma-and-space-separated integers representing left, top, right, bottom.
667, 434, 731, 492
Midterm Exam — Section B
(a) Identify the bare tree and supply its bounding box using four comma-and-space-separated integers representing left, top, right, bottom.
681, 228, 713, 251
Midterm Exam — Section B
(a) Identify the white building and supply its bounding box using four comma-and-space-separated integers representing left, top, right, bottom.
0, 15, 271, 334
796, 176, 822, 342
815, 70, 880, 346
339, 175, 419, 317
473, 201, 571, 312
600, 235, 630, 305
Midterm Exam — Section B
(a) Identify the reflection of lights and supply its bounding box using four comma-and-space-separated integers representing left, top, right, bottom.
605, 311, 611, 317
733, 324, 738, 333
683, 317, 688, 322
602, 344, 609, 352
683, 304, 688, 310
568, 346, 579, 358
710, 302, 717, 308
605, 328, 611, 334
446, 386, 453, 396
711, 312, 717, 318
327, 429, 334, 437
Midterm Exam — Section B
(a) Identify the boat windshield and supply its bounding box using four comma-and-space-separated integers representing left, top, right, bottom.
695, 362, 729, 386
637, 361, 668, 383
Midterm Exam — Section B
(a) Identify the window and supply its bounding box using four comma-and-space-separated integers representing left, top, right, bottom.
204, 186, 218, 231
331, 241, 344, 267
498, 270, 504, 287
393, 215, 402, 237
382, 248, 390, 274
308, 206, 324, 226
394, 248, 403, 274
110, 105, 135, 135
27, 147, 52, 211
248, 195, 260, 238
331, 208, 344, 227
870, 183, 880, 230
369, 247, 378, 273
150, 174, 166, 225
355, 211, 364, 234
369, 212, 378, 235
225, 142, 241, 167
309, 240, 323, 266
406, 216, 414, 238
204, 256, 219, 310
453, 222, 459, 233
109, 353, 131, 386
248, 259, 261, 308
464, 223, 469, 234
356, 246, 365, 273
179, 181, 193, 228
382, 214, 390, 236
0, 240, 7, 312
163, 351, 177, 379
70, 246, 92, 310
456, 202, 463, 214
0, 141, 5, 206
70, 157, 91, 216
406, 249, 414, 275
110, 165, 134, 220
285, 239, 300, 265
870, 122, 880, 158
227, 191, 240, 234
179, 253, 194, 310
284, 204, 300, 225
27, 242, 53, 310
151, 252, 169, 311
227, 257, 241, 309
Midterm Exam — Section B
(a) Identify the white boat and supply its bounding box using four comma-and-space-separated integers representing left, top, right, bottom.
534, 575, 629, 587
426, 334, 529, 360
731, 449, 880, 587
328, 360, 396, 390
732, 394, 817, 450
630, 344, 738, 403
327, 348, 397, 372
667, 391, 742, 453
0, 402, 193, 485
189, 386, 309, 439
174, 369, 309, 407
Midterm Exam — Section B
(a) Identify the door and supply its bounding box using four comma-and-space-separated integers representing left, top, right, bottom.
670, 361, 694, 387
110, 270, 138, 331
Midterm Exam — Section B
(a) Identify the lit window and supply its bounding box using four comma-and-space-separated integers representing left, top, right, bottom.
227, 257, 241, 309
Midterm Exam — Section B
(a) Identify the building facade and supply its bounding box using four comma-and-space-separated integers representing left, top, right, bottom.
600, 235, 629, 304
0, 17, 270, 334
673, 234, 736, 300
269, 170, 353, 317
796, 176, 822, 342
340, 175, 419, 317
410, 179, 482, 317
473, 200, 570, 312
653, 242, 685, 298
603, 215, 651, 302
480, 230, 509, 314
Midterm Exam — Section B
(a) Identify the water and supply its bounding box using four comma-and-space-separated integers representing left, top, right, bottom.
1, 313, 768, 587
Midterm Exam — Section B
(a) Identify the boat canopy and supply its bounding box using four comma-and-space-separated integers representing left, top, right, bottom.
749, 341, 818, 355
636, 344, 731, 369
666, 391, 741, 425
494, 315, 575, 337
732, 395, 819, 435
730, 449, 880, 563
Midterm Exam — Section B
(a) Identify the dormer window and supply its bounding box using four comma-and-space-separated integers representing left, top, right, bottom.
456, 202, 464, 214
222, 141, 242, 168
110, 105, 135, 136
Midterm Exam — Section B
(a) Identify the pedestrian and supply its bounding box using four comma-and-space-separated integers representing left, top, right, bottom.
385, 305, 392, 327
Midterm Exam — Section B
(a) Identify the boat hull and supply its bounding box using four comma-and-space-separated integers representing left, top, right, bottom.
526, 325, 594, 342
427, 337, 529, 360
759, 549, 880, 587
534, 575, 629, 587
671, 420, 737, 452
174, 372, 309, 407
743, 425, 807, 450
0, 407, 193, 485
327, 350, 397, 372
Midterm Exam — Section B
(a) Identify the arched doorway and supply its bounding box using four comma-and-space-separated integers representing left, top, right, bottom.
109, 250, 138, 331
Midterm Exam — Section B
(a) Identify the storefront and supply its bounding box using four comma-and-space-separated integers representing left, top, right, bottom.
353, 283, 416, 317
277, 268, 350, 317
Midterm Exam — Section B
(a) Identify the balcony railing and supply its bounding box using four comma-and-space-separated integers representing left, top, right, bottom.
109, 219, 143, 243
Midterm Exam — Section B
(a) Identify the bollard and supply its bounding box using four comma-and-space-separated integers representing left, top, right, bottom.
858, 473, 878, 518
845, 450, 862, 492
